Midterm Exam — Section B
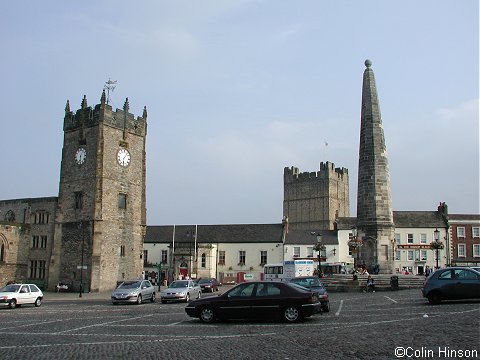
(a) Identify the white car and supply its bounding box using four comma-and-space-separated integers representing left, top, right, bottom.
0, 284, 44, 309
160, 280, 202, 303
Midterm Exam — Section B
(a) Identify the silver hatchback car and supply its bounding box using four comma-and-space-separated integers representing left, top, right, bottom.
160, 280, 202, 303
111, 280, 156, 305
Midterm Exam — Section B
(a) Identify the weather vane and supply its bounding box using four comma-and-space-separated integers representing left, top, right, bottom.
104, 79, 117, 105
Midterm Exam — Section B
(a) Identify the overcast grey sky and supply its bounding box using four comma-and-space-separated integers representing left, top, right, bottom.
0, 1, 478, 225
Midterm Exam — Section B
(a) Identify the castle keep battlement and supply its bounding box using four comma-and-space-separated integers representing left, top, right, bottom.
284, 161, 348, 183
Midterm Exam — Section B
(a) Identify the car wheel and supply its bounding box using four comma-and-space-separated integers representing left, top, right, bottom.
199, 306, 216, 324
427, 291, 442, 305
185, 293, 190, 302
197, 291, 202, 299
150, 292, 156, 303
34, 297, 42, 307
322, 301, 330, 313
8, 299, 17, 309
283, 306, 302, 323
136, 294, 142, 305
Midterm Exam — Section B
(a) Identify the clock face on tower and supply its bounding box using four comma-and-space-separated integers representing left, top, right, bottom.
75, 147, 87, 165
117, 148, 131, 167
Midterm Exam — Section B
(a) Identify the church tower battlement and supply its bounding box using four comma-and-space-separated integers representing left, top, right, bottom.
283, 161, 349, 231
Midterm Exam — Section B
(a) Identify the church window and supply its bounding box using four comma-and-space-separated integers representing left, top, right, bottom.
120, 245, 126, 257
4, 210, 15, 222
118, 193, 127, 209
201, 253, 206, 268
74, 192, 83, 209
29, 260, 46, 279
32, 236, 39, 248
1, 243, 5, 262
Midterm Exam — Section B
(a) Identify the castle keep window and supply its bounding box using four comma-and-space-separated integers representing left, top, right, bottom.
4, 210, 15, 222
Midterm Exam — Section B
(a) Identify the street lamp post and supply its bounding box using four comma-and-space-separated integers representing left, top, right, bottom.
432, 228, 444, 270
312, 233, 326, 278
348, 227, 363, 271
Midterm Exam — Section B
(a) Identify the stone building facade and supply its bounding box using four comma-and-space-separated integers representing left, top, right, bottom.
0, 92, 147, 292
283, 161, 349, 231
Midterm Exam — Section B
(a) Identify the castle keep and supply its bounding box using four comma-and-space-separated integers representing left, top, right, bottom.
283, 162, 349, 231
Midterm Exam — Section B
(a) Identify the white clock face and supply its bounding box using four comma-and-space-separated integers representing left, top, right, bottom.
117, 148, 131, 167
75, 148, 86, 165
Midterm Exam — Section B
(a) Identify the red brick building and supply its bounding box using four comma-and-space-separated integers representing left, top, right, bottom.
449, 214, 480, 267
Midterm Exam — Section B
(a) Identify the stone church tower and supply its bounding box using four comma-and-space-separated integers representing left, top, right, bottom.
356, 60, 395, 272
283, 161, 349, 231
48, 91, 147, 292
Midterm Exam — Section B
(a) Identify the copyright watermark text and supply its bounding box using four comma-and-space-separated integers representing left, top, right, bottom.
395, 346, 478, 358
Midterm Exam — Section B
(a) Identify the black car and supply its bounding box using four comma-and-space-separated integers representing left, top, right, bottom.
197, 278, 220, 293
289, 276, 330, 312
422, 267, 480, 304
185, 281, 322, 323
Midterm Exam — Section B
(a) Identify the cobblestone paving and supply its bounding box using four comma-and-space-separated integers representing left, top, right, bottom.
0, 289, 478, 360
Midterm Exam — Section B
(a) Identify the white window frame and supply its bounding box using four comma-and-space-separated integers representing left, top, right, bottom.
306, 247, 313, 257
472, 227, 480, 238
420, 233, 427, 244
458, 244, 466, 258
420, 250, 427, 261
457, 227, 466, 238
394, 233, 401, 244
473, 244, 480, 258
407, 250, 414, 261
407, 234, 414, 244
293, 246, 300, 258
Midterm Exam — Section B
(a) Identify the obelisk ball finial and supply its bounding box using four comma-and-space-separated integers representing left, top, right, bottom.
365, 59, 372, 68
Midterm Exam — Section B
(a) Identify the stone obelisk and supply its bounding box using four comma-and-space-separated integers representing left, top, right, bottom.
356, 59, 395, 273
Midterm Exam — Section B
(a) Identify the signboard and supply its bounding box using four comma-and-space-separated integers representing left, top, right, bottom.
76, 265, 87, 270
244, 274, 254, 280
397, 245, 431, 249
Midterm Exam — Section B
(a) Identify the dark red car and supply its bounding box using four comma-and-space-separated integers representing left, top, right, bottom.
197, 278, 220, 293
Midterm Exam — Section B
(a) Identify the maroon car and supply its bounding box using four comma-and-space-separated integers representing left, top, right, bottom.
197, 278, 219, 293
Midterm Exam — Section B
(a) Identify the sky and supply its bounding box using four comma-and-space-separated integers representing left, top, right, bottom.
0, 1, 478, 225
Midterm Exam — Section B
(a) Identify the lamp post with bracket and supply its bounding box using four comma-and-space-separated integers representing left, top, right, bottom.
311, 232, 326, 278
